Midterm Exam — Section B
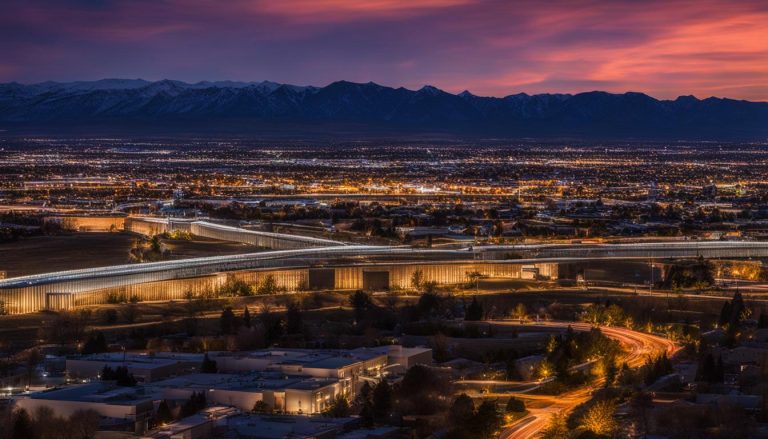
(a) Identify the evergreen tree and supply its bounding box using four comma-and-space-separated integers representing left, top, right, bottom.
416, 292, 441, 319
473, 400, 503, 438
350, 290, 373, 322
82, 332, 108, 354
698, 353, 717, 382
101, 365, 115, 380
372, 380, 392, 420
715, 355, 725, 382
465, 296, 484, 321
201, 353, 218, 373
11, 409, 33, 439
506, 397, 525, 413
114, 366, 137, 386
323, 395, 350, 417
359, 402, 375, 428
719, 300, 732, 327
253, 400, 271, 413
730, 291, 745, 327
449, 394, 475, 429
155, 400, 173, 425
285, 300, 304, 334
243, 306, 251, 328
220, 307, 236, 335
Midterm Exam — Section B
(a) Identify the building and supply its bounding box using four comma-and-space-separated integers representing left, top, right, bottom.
61, 346, 431, 415
14, 382, 154, 434
145, 406, 236, 439
224, 413, 357, 439
66, 352, 198, 383
150, 373, 341, 414
352, 345, 433, 375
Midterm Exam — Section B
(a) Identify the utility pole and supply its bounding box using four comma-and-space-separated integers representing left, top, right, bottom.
649, 259, 653, 295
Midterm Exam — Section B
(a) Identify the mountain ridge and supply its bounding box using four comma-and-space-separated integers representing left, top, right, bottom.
0, 79, 766, 139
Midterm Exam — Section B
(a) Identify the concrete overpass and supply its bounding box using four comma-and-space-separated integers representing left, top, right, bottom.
2, 236, 768, 314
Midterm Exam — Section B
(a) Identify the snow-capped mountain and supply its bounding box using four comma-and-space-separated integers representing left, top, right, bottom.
0, 79, 765, 139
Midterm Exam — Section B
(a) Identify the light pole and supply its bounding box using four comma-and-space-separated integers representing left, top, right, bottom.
649, 259, 653, 295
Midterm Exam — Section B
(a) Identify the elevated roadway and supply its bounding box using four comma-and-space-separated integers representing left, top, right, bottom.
3, 236, 768, 314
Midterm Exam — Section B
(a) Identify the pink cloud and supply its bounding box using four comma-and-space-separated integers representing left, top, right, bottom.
1, 0, 766, 101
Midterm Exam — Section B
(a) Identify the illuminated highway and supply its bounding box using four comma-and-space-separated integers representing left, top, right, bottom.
3, 228, 768, 313
3, 238, 768, 291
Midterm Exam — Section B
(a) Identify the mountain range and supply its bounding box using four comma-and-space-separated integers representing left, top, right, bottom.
0, 79, 766, 139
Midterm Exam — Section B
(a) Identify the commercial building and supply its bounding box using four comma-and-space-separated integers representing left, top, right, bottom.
61, 346, 431, 416
14, 382, 154, 434
66, 352, 199, 383
150, 372, 341, 414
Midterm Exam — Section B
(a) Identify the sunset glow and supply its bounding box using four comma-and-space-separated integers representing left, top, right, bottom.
2, 0, 766, 100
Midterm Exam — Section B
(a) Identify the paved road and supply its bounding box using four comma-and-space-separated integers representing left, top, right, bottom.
489, 321, 677, 439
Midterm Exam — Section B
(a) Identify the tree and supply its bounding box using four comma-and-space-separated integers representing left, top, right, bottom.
449, 394, 475, 428
256, 275, 278, 295
538, 412, 569, 439
120, 304, 138, 324
466, 271, 482, 293
350, 290, 373, 321
506, 397, 525, 413
150, 235, 162, 253
201, 353, 218, 373
82, 332, 108, 354
101, 365, 115, 380
101, 308, 118, 325
359, 403, 375, 428
30, 406, 58, 438
220, 307, 237, 335
324, 395, 350, 417
253, 400, 272, 413
243, 306, 252, 328
605, 304, 626, 326
222, 279, 252, 297
285, 300, 304, 334
66, 409, 100, 439
155, 400, 174, 425
411, 270, 424, 291
25, 348, 41, 388
372, 380, 392, 420
603, 356, 618, 387
512, 303, 527, 323
473, 400, 503, 439
416, 292, 441, 319
465, 296, 484, 321
10, 408, 34, 439
114, 366, 137, 386
102, 365, 137, 386
631, 392, 653, 438
181, 391, 207, 417
398, 365, 452, 415
580, 399, 618, 436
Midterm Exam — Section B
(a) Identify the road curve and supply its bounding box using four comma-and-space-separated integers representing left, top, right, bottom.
491, 321, 677, 439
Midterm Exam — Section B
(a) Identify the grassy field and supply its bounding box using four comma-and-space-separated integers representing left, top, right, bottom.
0, 233, 136, 277
160, 236, 263, 259
0, 233, 264, 278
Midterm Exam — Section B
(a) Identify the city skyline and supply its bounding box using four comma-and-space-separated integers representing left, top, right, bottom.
2, 0, 767, 101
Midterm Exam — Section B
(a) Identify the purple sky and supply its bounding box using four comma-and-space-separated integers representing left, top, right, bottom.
2, 0, 767, 100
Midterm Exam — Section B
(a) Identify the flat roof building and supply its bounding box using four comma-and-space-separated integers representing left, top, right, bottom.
150, 372, 341, 414
14, 382, 154, 434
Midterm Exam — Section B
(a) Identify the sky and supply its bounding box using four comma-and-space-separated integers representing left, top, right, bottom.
2, 0, 767, 101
